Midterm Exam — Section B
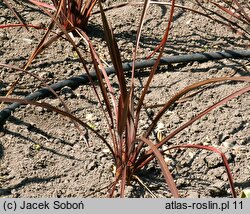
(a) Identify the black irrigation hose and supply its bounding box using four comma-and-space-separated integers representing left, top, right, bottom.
0, 49, 250, 129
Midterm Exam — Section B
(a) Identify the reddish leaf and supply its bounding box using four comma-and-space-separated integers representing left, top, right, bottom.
135, 84, 250, 170
3, 0, 27, 30
135, 0, 175, 130
28, 0, 56, 10
137, 137, 180, 198
145, 76, 250, 138
0, 97, 115, 156
166, 144, 236, 198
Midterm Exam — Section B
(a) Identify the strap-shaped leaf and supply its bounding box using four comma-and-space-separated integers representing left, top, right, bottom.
136, 137, 180, 198
99, 1, 127, 100
135, 83, 250, 170
166, 144, 236, 198
0, 97, 115, 157
145, 76, 250, 137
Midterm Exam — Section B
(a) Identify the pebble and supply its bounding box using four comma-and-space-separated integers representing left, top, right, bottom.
36, 106, 45, 112
0, 31, 8, 40
187, 191, 200, 198
156, 122, 165, 131
172, 114, 181, 124
60, 86, 76, 98
66, 69, 74, 76
205, 153, 222, 168
39, 71, 50, 79
100, 157, 107, 163
22, 38, 34, 44
86, 113, 97, 121
125, 185, 134, 197
233, 110, 241, 117
31, 20, 45, 28
0, 17, 6, 23
222, 140, 236, 148
176, 178, 186, 187
53, 139, 61, 144
191, 124, 200, 133
64, 145, 72, 152
208, 181, 227, 197
208, 166, 225, 179
49, 99, 62, 107
61, 86, 73, 94
96, 152, 105, 160
87, 161, 98, 170
220, 134, 230, 143
102, 148, 111, 154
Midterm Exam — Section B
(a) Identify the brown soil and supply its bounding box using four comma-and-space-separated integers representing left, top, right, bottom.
0, 0, 249, 198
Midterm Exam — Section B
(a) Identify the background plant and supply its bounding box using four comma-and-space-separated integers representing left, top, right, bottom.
0, 0, 99, 99
194, 0, 250, 39
29, 0, 98, 31
114, 0, 250, 41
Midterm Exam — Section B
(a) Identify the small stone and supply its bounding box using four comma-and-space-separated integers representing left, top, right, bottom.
176, 178, 186, 187
22, 38, 34, 44
76, 93, 84, 99
60, 86, 75, 98
53, 139, 61, 144
96, 152, 105, 160
39, 72, 49, 79
205, 153, 222, 168
125, 185, 134, 197
203, 136, 212, 146
61, 86, 73, 94
64, 145, 72, 151
0, 31, 8, 40
87, 161, 98, 170
102, 148, 111, 154
222, 140, 236, 148
220, 134, 230, 143
0, 17, 6, 24
172, 114, 181, 124
191, 124, 200, 133
86, 113, 97, 121
187, 191, 199, 198
31, 20, 46, 28
36, 106, 44, 112
208, 181, 227, 197
66, 69, 74, 76
164, 156, 173, 165
233, 110, 241, 116
50, 99, 62, 107
208, 166, 225, 179
101, 157, 107, 163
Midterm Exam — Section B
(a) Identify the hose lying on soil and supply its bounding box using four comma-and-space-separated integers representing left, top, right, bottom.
0, 49, 250, 129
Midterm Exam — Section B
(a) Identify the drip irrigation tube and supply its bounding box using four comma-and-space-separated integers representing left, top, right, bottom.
0, 49, 250, 129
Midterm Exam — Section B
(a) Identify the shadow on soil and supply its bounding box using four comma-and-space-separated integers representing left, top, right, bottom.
0, 143, 3, 160
2, 116, 84, 162
0, 176, 61, 197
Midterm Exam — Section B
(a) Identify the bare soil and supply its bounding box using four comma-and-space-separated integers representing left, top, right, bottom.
0, 0, 249, 198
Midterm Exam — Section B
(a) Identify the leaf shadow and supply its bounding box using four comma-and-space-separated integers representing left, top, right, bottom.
0, 175, 61, 197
